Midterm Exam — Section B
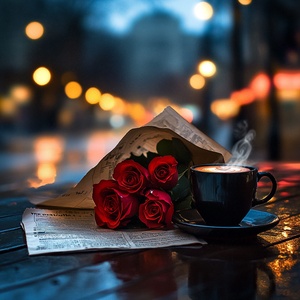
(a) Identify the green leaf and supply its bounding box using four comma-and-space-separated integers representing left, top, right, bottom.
156, 139, 174, 156
174, 195, 193, 211
177, 163, 188, 177
171, 175, 191, 202
156, 138, 192, 164
128, 151, 158, 168
172, 138, 192, 164
146, 151, 158, 162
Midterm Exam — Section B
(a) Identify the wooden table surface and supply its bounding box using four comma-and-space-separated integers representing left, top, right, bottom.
1, 140, 300, 299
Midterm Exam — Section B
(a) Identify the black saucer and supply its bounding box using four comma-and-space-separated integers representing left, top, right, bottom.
173, 209, 279, 238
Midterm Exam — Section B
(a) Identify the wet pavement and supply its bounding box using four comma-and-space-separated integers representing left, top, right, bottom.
0, 129, 125, 192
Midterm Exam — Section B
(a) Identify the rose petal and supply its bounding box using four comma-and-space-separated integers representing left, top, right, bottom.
113, 160, 149, 194
139, 189, 174, 229
148, 156, 178, 190
93, 179, 139, 229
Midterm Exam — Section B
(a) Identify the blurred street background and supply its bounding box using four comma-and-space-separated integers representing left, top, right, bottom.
1, 0, 300, 188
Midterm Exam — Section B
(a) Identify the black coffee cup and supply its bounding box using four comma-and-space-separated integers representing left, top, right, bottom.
190, 164, 277, 226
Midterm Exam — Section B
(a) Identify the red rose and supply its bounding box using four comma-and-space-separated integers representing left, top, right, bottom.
148, 155, 178, 190
139, 189, 174, 229
113, 159, 149, 195
93, 179, 139, 229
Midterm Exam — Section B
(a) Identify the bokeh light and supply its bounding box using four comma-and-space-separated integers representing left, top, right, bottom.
112, 97, 126, 114
10, 85, 32, 104
194, 2, 214, 21
150, 98, 171, 115
85, 87, 101, 104
238, 0, 252, 5
28, 136, 64, 188
0, 97, 17, 116
109, 114, 126, 128
249, 73, 270, 99
36, 163, 57, 186
231, 88, 255, 106
273, 72, 300, 101
211, 98, 240, 120
99, 93, 116, 110
65, 81, 82, 99
274, 72, 300, 90
189, 74, 205, 89
183, 104, 202, 123
127, 103, 147, 124
33, 136, 64, 164
179, 107, 194, 123
25, 21, 44, 40
198, 60, 217, 77
32, 67, 51, 86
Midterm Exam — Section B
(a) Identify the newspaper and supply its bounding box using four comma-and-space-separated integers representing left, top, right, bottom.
22, 208, 206, 255
23, 106, 231, 255
30, 106, 231, 208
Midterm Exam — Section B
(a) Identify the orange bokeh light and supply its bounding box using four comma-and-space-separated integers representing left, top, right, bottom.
189, 74, 205, 90
211, 98, 240, 120
25, 21, 44, 40
249, 73, 271, 99
274, 72, 300, 90
65, 81, 82, 99
231, 88, 255, 106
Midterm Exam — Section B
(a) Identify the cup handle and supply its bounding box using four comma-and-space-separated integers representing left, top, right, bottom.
252, 172, 277, 206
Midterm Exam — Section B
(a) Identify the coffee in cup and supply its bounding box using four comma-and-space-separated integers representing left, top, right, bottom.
190, 164, 277, 226
195, 165, 250, 173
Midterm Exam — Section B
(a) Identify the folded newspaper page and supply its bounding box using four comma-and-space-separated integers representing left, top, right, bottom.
22, 208, 206, 255
31, 106, 231, 209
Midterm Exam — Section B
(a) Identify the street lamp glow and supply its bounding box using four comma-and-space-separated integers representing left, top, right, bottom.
25, 21, 44, 40
238, 0, 252, 5
99, 93, 116, 110
198, 60, 217, 77
10, 85, 32, 104
33, 67, 51, 86
194, 2, 214, 21
189, 74, 205, 89
211, 99, 240, 120
85, 87, 101, 104
65, 81, 82, 99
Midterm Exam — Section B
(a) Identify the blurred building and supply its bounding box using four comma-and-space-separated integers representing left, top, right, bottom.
123, 11, 197, 101
1, 0, 300, 161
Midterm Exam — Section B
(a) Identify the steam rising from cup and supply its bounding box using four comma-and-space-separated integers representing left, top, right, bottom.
228, 122, 256, 165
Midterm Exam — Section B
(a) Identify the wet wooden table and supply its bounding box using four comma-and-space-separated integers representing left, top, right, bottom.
1, 157, 300, 299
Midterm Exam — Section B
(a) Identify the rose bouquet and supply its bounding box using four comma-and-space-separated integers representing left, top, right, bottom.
92, 138, 193, 230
